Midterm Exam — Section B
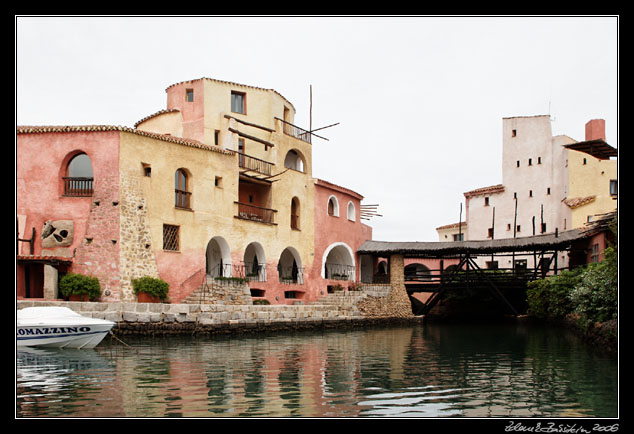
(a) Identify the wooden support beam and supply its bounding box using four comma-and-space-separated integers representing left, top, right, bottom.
228, 128, 275, 148
224, 114, 275, 133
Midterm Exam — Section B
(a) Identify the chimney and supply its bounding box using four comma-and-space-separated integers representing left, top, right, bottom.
585, 119, 606, 141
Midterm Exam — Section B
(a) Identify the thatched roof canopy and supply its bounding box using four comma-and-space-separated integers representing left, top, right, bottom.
358, 229, 584, 257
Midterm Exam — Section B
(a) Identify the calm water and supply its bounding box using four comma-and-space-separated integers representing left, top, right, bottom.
16, 322, 618, 418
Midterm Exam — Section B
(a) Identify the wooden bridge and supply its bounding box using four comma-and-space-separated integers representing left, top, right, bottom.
358, 228, 596, 316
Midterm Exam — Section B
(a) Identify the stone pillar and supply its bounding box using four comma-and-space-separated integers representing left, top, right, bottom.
43, 264, 58, 299
387, 254, 412, 316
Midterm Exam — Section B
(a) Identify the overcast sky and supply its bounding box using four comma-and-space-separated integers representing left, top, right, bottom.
15, 16, 618, 242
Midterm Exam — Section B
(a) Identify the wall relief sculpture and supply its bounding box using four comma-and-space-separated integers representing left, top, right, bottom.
41, 220, 74, 248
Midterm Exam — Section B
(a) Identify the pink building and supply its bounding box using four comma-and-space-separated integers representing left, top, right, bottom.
312, 179, 372, 295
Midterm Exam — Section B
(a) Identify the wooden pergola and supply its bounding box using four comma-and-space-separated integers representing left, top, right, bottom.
357, 229, 589, 316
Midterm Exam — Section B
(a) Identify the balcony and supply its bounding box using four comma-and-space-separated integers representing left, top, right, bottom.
63, 177, 93, 197
237, 152, 273, 176
235, 202, 277, 225
276, 117, 312, 144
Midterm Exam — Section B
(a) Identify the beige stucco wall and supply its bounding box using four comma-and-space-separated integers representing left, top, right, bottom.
120, 77, 317, 303
567, 149, 617, 228
136, 111, 183, 139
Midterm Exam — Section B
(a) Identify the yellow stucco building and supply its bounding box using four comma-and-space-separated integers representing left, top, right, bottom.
131, 78, 319, 303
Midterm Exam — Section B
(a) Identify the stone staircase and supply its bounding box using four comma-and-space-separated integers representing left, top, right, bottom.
310, 290, 368, 307
182, 277, 252, 305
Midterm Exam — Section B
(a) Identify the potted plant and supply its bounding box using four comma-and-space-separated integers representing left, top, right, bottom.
132, 276, 169, 303
59, 273, 102, 301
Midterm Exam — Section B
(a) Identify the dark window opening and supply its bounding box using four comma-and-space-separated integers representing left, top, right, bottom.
163, 224, 179, 251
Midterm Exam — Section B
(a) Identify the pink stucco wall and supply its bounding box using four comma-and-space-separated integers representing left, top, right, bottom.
166, 80, 206, 144
16, 130, 121, 299
312, 180, 372, 296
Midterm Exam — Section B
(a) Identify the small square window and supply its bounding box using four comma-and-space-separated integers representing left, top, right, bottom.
512, 129, 517, 137
609, 179, 617, 196
163, 224, 180, 251
517, 161, 520, 167
528, 158, 532, 166
186, 89, 194, 102
231, 91, 246, 114
142, 163, 151, 177
215, 176, 223, 188
484, 197, 489, 206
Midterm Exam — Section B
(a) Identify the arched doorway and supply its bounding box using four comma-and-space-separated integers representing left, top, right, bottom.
323, 242, 355, 281
206, 236, 231, 277
278, 247, 303, 284
244, 242, 266, 282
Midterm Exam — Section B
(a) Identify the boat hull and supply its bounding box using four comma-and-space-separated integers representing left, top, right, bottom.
17, 307, 115, 349
17, 324, 113, 349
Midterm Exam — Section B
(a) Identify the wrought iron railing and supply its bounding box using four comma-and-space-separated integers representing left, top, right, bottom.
278, 266, 304, 285
324, 263, 355, 281
235, 202, 277, 225
63, 177, 93, 197
208, 262, 266, 282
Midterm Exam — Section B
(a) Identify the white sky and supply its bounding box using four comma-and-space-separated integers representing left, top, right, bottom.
15, 15, 618, 242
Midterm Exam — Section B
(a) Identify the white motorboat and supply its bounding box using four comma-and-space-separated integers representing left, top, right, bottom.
16, 307, 115, 349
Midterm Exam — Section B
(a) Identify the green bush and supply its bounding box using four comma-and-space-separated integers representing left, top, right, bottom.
526, 268, 584, 319
253, 299, 270, 305
132, 276, 170, 301
569, 246, 618, 328
59, 273, 102, 300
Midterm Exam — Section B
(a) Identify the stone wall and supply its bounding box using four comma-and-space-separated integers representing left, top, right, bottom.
356, 255, 415, 318
16, 276, 421, 336
118, 172, 159, 302
17, 299, 366, 334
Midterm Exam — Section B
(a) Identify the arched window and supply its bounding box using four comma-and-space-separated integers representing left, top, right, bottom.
291, 197, 300, 229
63, 153, 93, 196
347, 201, 356, 221
284, 150, 305, 172
327, 196, 339, 217
174, 168, 191, 209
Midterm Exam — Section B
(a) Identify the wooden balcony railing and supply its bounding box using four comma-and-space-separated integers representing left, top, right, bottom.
235, 202, 277, 225
237, 152, 273, 176
63, 177, 93, 197
275, 117, 312, 144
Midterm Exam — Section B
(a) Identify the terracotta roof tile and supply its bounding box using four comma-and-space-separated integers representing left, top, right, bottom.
134, 109, 180, 128
562, 195, 596, 209
436, 222, 467, 230
17, 125, 234, 156
464, 184, 505, 198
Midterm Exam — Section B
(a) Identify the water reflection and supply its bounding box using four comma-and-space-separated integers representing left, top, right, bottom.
16, 323, 617, 418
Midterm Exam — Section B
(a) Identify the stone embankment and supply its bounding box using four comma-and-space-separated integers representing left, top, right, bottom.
16, 283, 423, 336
